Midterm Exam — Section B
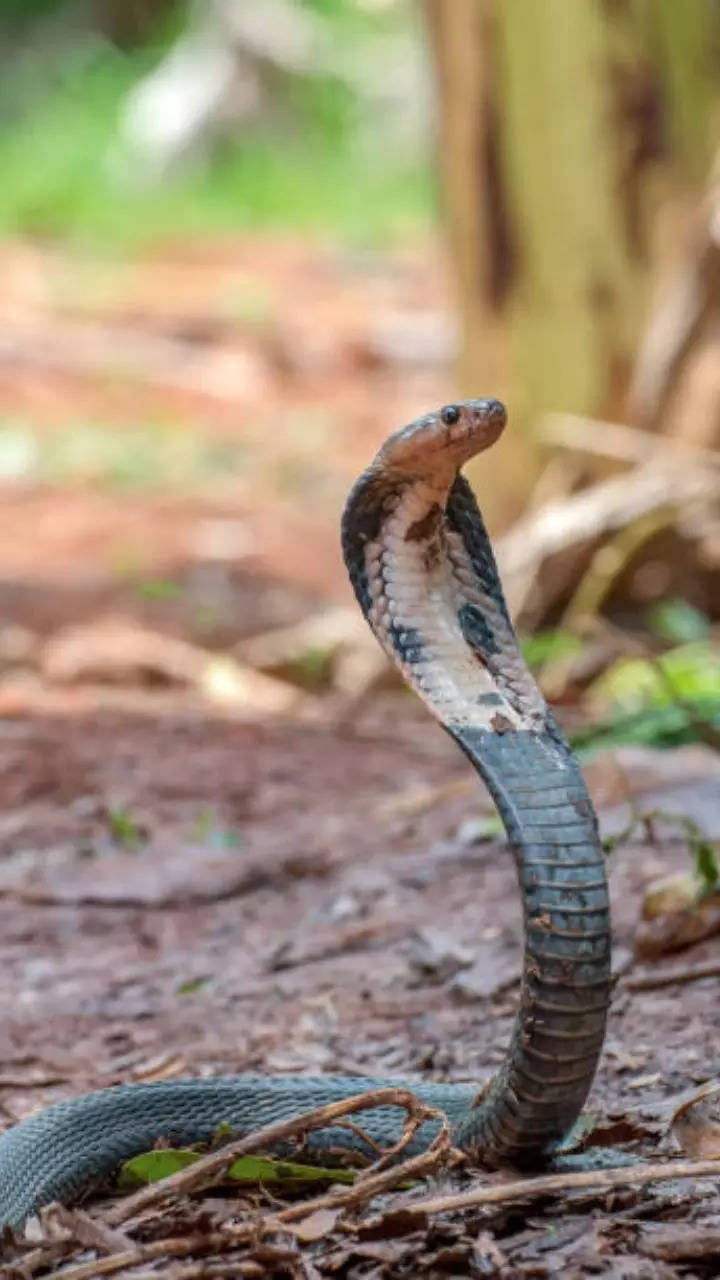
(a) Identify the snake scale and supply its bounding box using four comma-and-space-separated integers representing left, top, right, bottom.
0, 399, 611, 1229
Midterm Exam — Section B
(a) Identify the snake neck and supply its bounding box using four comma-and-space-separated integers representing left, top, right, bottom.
342, 466, 545, 736
451, 723, 610, 1163
343, 453, 611, 1165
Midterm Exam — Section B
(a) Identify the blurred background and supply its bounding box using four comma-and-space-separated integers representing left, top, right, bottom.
1, 10, 720, 1258
0, 0, 719, 754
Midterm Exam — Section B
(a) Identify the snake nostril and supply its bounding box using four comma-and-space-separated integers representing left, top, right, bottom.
469, 399, 507, 427
485, 399, 507, 425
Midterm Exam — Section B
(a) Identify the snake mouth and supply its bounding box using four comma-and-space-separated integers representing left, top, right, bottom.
378, 398, 507, 480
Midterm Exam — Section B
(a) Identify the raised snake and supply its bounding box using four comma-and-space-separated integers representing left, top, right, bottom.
0, 398, 611, 1229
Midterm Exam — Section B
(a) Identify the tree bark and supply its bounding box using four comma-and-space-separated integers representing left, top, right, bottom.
425, 0, 720, 519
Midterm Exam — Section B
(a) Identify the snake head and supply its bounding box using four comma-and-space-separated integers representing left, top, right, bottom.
377, 399, 507, 485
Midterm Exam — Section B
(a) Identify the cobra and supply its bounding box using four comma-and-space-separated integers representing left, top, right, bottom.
0, 399, 610, 1228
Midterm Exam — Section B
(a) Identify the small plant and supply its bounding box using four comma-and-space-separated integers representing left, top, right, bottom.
107, 805, 144, 850
602, 807, 719, 896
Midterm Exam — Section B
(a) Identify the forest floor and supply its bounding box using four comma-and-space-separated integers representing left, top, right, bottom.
0, 235, 718, 1278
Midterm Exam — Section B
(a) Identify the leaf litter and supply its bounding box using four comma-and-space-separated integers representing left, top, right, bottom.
0, 711, 718, 1276
0, 237, 718, 1275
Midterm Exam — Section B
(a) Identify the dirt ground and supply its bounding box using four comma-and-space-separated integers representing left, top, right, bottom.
0, 236, 718, 1277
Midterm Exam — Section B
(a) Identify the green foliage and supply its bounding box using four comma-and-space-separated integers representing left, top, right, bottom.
120, 1147, 356, 1187
175, 976, 212, 996
601, 808, 718, 898
107, 805, 144, 849
521, 629, 584, 670
647, 598, 711, 645
572, 701, 720, 756
572, 619, 720, 756
695, 838, 719, 893
120, 1148, 199, 1185
589, 641, 720, 713
0, 418, 249, 490
191, 809, 243, 849
136, 578, 183, 602
0, 22, 431, 245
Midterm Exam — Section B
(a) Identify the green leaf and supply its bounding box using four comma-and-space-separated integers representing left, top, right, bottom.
175, 977, 212, 996
119, 1148, 357, 1189
647, 599, 710, 644
119, 1148, 201, 1186
589, 642, 720, 713
107, 806, 143, 849
520, 630, 583, 670
694, 840, 719, 893
226, 1156, 356, 1184
136, 578, 183, 601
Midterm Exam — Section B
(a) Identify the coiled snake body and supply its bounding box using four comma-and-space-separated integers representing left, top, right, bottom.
0, 400, 610, 1229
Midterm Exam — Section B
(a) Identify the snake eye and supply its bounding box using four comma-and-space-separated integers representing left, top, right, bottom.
441, 404, 461, 426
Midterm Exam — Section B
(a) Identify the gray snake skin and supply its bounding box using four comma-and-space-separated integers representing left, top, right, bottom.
0, 399, 610, 1229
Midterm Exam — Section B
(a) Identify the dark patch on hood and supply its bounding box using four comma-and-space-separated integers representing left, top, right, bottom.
405, 503, 442, 543
445, 475, 513, 628
458, 602, 500, 658
341, 465, 406, 615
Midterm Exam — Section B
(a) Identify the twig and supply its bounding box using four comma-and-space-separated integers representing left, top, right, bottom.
104, 1087, 438, 1226
497, 459, 718, 619
559, 507, 677, 630
40, 1233, 231, 1280
638, 1224, 720, 1262
269, 1131, 453, 1227
105, 1267, 262, 1280
362, 1157, 720, 1223
540, 412, 720, 468
626, 958, 720, 991
33, 1156, 720, 1277
629, 160, 720, 432
105, 1266, 264, 1280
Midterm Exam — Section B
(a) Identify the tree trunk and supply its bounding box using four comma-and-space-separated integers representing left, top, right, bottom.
425, 0, 720, 521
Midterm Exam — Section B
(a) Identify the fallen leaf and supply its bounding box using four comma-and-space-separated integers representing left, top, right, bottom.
634, 890, 720, 958
456, 814, 503, 845
407, 926, 475, 980
377, 777, 474, 820
451, 942, 517, 999
670, 1081, 720, 1158
0, 841, 325, 908
642, 872, 699, 919
120, 1149, 357, 1188
227, 1156, 355, 1186
554, 1110, 662, 1153
120, 1148, 200, 1186
289, 1208, 340, 1242
626, 1073, 662, 1091
41, 617, 304, 713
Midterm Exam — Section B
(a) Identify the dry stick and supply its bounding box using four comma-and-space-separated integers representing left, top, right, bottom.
44, 1145, 453, 1280
39, 1158, 720, 1279
42, 1149, 451, 1278
498, 459, 718, 620
540, 412, 720, 468
268, 1132, 452, 1227
360, 1157, 720, 1224
104, 1087, 441, 1227
41, 1234, 231, 1280
626, 958, 720, 992
105, 1266, 264, 1280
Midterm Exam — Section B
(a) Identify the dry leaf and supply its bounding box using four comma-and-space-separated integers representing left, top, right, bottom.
670, 1081, 720, 1158
635, 891, 720, 958
289, 1207, 340, 1242
642, 872, 699, 920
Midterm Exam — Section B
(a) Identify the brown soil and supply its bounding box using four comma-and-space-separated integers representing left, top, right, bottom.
0, 236, 718, 1277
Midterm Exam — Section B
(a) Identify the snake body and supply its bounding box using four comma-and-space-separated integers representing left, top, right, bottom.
0, 399, 610, 1229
